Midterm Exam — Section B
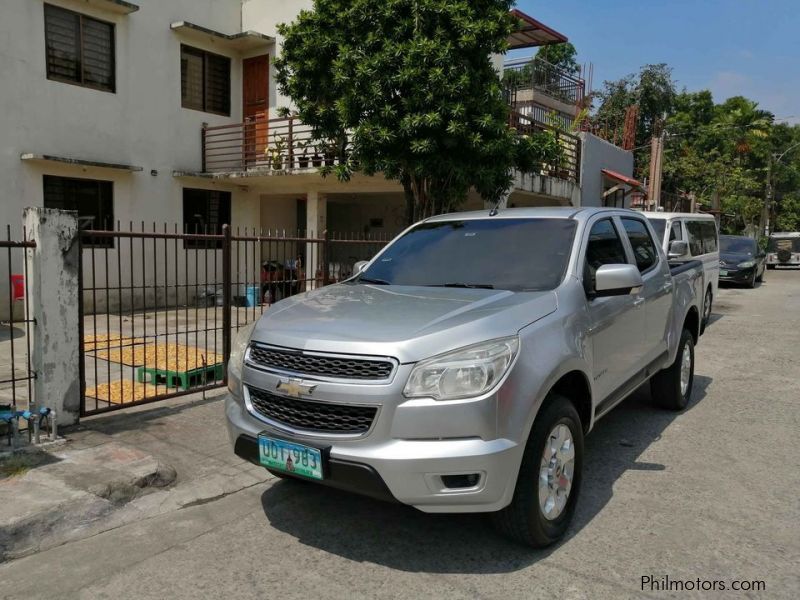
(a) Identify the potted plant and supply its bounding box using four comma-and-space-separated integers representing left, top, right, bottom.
311, 144, 323, 168
297, 141, 310, 169
323, 141, 337, 166
268, 133, 287, 170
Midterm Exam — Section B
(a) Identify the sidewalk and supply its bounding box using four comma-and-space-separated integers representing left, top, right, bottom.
0, 389, 270, 562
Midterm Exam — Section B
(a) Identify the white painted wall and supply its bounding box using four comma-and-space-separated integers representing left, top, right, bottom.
242, 0, 312, 113
578, 132, 635, 208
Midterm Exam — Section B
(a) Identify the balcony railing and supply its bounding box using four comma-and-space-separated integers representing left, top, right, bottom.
504, 56, 585, 107
202, 113, 579, 184
202, 115, 349, 173
509, 110, 580, 184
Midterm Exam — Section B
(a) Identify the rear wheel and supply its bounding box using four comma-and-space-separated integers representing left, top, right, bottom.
650, 328, 694, 411
747, 270, 757, 288
700, 287, 712, 334
767, 264, 776, 270
491, 395, 583, 547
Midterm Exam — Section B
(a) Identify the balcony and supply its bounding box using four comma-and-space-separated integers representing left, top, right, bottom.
201, 115, 349, 173
504, 56, 585, 106
201, 113, 579, 184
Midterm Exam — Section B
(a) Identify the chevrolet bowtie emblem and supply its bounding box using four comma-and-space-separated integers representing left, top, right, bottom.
276, 379, 317, 398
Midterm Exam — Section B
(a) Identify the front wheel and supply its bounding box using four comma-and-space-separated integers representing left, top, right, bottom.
650, 328, 694, 411
491, 394, 584, 547
747, 270, 757, 288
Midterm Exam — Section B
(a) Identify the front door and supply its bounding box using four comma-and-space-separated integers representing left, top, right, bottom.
582, 217, 646, 401
243, 55, 269, 165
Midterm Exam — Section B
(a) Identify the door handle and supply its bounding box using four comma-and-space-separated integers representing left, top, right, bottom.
661, 282, 673, 293
633, 297, 645, 308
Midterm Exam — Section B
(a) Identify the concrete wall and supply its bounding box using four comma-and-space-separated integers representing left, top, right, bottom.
578, 132, 635, 208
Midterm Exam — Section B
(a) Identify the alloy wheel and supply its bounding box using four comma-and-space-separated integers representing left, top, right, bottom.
539, 424, 575, 520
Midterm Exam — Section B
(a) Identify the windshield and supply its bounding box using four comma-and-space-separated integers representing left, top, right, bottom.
646, 218, 667, 244
767, 237, 800, 252
720, 236, 756, 255
357, 218, 577, 291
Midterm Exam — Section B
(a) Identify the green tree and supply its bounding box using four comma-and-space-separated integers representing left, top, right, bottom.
535, 42, 579, 75
276, 0, 559, 223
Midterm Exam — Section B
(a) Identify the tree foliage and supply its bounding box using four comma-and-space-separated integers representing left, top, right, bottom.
535, 42, 579, 75
275, 0, 560, 223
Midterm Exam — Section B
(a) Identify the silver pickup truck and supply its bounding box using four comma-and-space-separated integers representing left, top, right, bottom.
226, 207, 704, 547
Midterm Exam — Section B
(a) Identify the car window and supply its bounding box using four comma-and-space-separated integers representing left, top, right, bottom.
670, 221, 683, 242
685, 221, 704, 256
583, 219, 628, 292
647, 218, 667, 244
720, 236, 756, 256
621, 218, 658, 272
358, 218, 577, 291
701, 221, 717, 252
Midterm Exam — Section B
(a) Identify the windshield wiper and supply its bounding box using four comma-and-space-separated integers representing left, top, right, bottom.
357, 276, 391, 285
430, 283, 495, 289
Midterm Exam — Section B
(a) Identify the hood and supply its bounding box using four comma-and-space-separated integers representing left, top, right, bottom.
720, 252, 755, 265
250, 283, 558, 363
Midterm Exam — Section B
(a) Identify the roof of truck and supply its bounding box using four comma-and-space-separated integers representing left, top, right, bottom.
642, 212, 716, 221
425, 207, 642, 222
769, 232, 800, 237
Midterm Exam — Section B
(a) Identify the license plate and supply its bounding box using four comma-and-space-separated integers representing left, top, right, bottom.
258, 435, 323, 480
720, 270, 728, 276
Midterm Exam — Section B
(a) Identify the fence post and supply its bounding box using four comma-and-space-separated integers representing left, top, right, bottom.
201, 123, 207, 172
23, 207, 81, 426
322, 230, 330, 286
222, 224, 232, 382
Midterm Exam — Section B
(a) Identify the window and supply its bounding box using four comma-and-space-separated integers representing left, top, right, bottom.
647, 218, 667, 243
583, 219, 628, 293
700, 221, 717, 252
181, 45, 231, 115
685, 221, 705, 256
43, 175, 114, 247
670, 221, 683, 242
358, 218, 577, 291
621, 217, 657, 272
183, 188, 231, 248
44, 4, 115, 92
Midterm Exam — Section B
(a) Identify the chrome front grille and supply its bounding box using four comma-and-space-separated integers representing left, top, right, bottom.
247, 344, 395, 380
247, 386, 377, 434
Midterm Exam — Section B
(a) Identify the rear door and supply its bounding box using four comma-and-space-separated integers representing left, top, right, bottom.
581, 217, 645, 401
619, 216, 672, 364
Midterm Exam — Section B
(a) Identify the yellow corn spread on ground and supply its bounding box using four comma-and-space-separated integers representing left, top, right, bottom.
96, 343, 223, 370
85, 380, 171, 404
83, 333, 144, 351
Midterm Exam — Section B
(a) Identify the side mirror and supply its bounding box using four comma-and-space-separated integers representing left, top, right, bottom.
594, 264, 644, 297
353, 260, 369, 274
668, 240, 689, 259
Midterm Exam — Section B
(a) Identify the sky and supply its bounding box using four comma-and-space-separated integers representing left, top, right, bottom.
513, 0, 800, 123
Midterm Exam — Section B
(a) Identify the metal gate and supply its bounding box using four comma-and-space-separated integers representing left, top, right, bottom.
78, 224, 390, 416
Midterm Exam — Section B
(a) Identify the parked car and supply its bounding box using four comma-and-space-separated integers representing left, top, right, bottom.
226, 207, 704, 547
719, 235, 766, 287
646, 212, 718, 332
766, 232, 800, 268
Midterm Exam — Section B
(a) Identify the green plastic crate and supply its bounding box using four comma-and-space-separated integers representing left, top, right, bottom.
136, 363, 224, 390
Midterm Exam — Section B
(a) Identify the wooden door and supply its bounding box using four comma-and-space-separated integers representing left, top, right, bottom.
243, 55, 269, 165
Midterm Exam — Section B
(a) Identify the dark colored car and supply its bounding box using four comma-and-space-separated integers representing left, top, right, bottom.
718, 235, 766, 287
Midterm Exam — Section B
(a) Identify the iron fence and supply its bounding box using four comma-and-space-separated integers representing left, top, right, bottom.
504, 57, 585, 106
0, 227, 35, 424
78, 224, 391, 416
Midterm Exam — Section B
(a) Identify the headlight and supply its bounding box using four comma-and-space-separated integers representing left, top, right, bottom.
403, 336, 519, 401
737, 260, 756, 268
227, 322, 257, 394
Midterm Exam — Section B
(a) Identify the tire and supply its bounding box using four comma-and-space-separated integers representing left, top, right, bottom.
700, 287, 712, 334
747, 270, 757, 288
767, 264, 776, 270
650, 328, 694, 411
491, 394, 584, 548
756, 268, 764, 283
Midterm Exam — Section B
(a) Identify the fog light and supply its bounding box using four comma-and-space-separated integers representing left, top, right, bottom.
441, 473, 480, 489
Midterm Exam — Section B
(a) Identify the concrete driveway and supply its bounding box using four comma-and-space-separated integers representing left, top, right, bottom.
1, 271, 798, 599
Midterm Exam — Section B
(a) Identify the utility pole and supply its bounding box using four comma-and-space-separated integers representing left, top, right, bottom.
647, 132, 665, 210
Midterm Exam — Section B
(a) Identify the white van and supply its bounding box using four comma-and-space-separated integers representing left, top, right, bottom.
646, 212, 719, 331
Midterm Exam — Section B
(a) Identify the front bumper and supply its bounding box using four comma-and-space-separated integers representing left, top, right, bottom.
225, 388, 521, 513
719, 266, 755, 283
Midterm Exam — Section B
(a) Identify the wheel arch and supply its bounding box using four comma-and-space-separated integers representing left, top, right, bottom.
543, 369, 593, 434
684, 305, 700, 344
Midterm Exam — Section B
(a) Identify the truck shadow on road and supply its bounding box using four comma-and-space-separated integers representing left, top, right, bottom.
260, 375, 712, 573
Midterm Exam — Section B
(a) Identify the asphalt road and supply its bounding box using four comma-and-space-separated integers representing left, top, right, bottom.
3, 270, 799, 599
